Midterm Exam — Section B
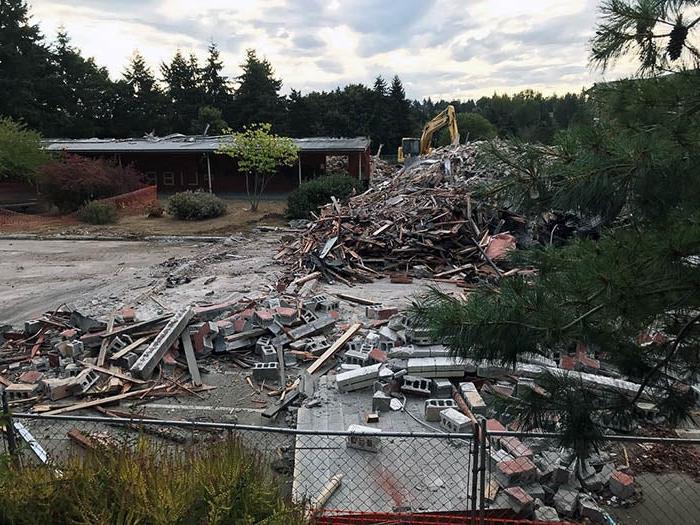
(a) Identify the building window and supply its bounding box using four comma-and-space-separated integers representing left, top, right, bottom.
162, 172, 175, 186
144, 172, 156, 185
183, 171, 199, 186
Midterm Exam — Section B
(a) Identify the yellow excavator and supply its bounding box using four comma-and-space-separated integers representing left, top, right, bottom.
397, 104, 460, 164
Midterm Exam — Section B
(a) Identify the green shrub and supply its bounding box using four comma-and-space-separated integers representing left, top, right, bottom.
167, 191, 227, 220
0, 439, 305, 525
287, 173, 363, 219
76, 201, 118, 224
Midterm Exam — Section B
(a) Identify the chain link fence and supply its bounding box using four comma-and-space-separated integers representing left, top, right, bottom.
2, 409, 700, 524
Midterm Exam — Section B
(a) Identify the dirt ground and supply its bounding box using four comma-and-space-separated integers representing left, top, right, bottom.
1, 197, 288, 237
0, 235, 452, 425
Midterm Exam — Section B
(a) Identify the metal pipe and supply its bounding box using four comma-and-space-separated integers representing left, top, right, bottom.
206, 153, 213, 193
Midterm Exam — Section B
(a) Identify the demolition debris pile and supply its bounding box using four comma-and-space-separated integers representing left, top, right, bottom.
278, 144, 524, 284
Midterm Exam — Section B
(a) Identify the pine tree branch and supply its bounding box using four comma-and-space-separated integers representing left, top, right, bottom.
561, 304, 606, 331
630, 311, 700, 406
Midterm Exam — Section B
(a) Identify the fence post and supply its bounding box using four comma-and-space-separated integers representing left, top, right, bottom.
1, 390, 18, 462
478, 417, 487, 525
470, 422, 480, 524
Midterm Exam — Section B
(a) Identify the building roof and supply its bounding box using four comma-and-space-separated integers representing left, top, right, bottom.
42, 134, 370, 154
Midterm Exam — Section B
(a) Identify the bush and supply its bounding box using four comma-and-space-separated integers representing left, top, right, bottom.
146, 201, 165, 218
287, 173, 363, 219
167, 190, 227, 220
0, 439, 305, 525
76, 201, 118, 224
38, 154, 143, 213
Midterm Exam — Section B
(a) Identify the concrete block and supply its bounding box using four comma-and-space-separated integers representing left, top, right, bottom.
553, 486, 578, 516
346, 424, 381, 452
336, 363, 382, 392
117, 351, 140, 369
72, 368, 100, 395
4, 383, 39, 400
372, 391, 392, 412
252, 362, 279, 381
215, 319, 235, 336
522, 483, 545, 502
578, 493, 605, 523
424, 398, 457, 421
344, 349, 371, 366
340, 363, 361, 371
41, 377, 75, 401
609, 470, 634, 499
366, 305, 399, 320
405, 326, 433, 345
259, 344, 278, 363
534, 506, 559, 522
439, 407, 473, 433
131, 307, 194, 379
401, 374, 432, 396
24, 319, 42, 336
463, 389, 487, 415
431, 379, 453, 398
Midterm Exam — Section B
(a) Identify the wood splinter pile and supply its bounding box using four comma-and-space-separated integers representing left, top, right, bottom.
278, 144, 530, 287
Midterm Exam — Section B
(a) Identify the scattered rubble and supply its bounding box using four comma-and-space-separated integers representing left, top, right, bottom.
277, 144, 528, 285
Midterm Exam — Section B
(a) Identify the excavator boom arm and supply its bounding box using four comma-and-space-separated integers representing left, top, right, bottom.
419, 105, 460, 154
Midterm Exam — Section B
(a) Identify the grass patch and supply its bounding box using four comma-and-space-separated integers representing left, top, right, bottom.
0, 438, 305, 525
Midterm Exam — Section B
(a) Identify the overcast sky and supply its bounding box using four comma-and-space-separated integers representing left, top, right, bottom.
30, 0, 631, 100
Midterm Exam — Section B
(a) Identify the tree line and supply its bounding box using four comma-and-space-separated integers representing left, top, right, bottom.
1, 0, 587, 151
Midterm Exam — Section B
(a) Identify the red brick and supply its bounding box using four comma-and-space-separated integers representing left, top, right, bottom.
368, 348, 388, 363
501, 436, 533, 458
119, 307, 136, 322
611, 470, 634, 486
19, 370, 44, 384
560, 355, 575, 370
504, 486, 534, 508
232, 317, 247, 333
486, 419, 507, 432
60, 328, 78, 339
497, 457, 537, 476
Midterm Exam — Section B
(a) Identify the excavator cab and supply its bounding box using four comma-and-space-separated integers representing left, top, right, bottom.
397, 105, 460, 164
397, 137, 420, 164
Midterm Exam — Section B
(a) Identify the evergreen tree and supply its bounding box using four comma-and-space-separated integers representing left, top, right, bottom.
387, 75, 411, 150
161, 50, 205, 132
0, 0, 57, 132
201, 42, 231, 109
286, 89, 313, 137
115, 51, 169, 136
413, 0, 700, 463
229, 49, 284, 131
370, 75, 390, 151
51, 29, 114, 137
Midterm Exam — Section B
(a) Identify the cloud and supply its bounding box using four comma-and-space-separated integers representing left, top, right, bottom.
28, 0, 626, 101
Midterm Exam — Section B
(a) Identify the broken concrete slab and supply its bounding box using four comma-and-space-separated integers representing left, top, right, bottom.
131, 307, 194, 379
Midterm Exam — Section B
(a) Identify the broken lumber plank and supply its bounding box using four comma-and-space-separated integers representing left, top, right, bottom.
109, 335, 153, 362
335, 293, 381, 306
290, 271, 322, 287
102, 314, 173, 338
67, 428, 96, 450
261, 389, 299, 419
43, 385, 169, 415
78, 361, 147, 385
307, 323, 362, 375
130, 307, 194, 379
30, 334, 45, 358
181, 333, 202, 387
433, 264, 474, 278
97, 310, 117, 367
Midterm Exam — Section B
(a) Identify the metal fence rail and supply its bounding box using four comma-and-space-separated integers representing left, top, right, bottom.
2, 410, 700, 524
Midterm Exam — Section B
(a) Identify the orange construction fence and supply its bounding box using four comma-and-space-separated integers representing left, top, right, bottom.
313, 510, 573, 525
